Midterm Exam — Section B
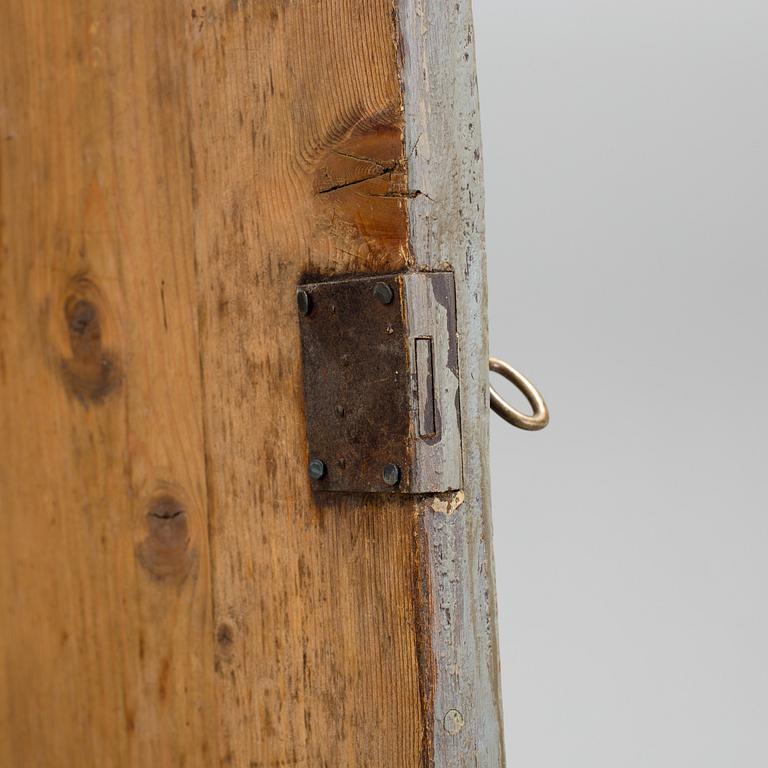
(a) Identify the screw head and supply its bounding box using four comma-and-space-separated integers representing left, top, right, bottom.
372, 282, 394, 305
382, 463, 400, 486
296, 289, 312, 315
308, 458, 326, 480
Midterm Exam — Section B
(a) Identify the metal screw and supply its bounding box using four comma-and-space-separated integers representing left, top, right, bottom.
382, 463, 400, 486
308, 458, 326, 480
372, 282, 394, 305
297, 289, 312, 315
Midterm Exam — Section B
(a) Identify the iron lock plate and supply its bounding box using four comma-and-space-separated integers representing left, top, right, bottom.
297, 271, 462, 493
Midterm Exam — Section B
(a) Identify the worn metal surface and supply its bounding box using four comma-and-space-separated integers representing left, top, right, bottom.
489, 357, 550, 431
298, 273, 411, 493
298, 271, 463, 495
403, 271, 463, 493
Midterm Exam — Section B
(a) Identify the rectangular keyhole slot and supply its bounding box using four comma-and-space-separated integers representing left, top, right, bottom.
415, 337, 436, 437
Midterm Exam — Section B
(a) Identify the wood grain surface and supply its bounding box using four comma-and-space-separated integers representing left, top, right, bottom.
0, 1, 502, 766
0, 1, 216, 765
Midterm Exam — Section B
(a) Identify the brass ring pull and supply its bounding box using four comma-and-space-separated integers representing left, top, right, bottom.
489, 357, 549, 431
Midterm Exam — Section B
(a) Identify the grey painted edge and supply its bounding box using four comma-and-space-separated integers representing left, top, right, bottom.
397, 1, 506, 766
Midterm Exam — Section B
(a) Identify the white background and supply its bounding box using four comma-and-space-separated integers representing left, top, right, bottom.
474, 1, 768, 764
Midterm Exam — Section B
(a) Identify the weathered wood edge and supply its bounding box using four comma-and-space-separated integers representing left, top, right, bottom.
396, 1, 506, 766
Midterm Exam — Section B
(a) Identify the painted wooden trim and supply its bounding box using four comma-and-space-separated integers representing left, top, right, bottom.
398, 1, 507, 765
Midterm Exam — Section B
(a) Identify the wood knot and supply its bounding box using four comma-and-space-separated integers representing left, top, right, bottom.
214, 620, 237, 676
311, 105, 409, 267
68, 298, 97, 336
136, 495, 195, 582
59, 276, 121, 404
216, 622, 235, 651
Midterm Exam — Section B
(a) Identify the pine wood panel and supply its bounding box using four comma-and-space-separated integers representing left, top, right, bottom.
0, 1, 215, 766
185, 2, 425, 764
